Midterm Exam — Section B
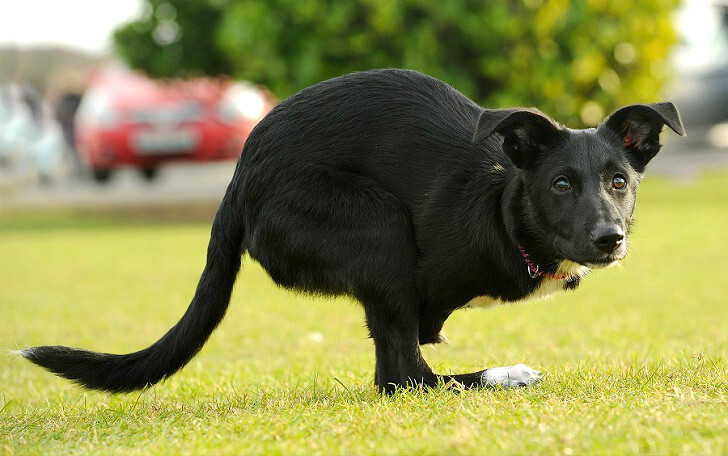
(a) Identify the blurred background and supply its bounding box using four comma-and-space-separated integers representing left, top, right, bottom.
3, 3, 728, 451
0, 0, 726, 213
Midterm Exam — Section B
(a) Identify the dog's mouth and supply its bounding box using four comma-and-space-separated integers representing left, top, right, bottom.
570, 250, 625, 268
582, 258, 622, 269
562, 250, 625, 269
555, 236, 627, 269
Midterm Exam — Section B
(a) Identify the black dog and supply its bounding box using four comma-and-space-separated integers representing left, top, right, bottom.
21, 69, 684, 394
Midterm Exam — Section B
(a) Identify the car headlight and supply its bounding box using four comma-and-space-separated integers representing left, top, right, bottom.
217, 83, 266, 123
76, 90, 118, 129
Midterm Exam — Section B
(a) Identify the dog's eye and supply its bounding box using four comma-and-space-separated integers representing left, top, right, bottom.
553, 176, 571, 192
612, 174, 627, 190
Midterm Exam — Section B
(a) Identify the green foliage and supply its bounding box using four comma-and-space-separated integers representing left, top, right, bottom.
114, 0, 681, 127
113, 0, 232, 78
217, 0, 680, 126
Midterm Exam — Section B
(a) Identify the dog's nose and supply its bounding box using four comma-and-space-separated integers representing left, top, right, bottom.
591, 224, 625, 253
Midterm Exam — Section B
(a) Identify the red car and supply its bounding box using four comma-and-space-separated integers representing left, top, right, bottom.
75, 67, 274, 182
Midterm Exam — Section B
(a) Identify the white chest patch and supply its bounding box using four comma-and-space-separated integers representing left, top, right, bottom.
465, 261, 590, 309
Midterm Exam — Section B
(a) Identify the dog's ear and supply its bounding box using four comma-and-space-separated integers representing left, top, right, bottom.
473, 108, 562, 168
601, 102, 685, 167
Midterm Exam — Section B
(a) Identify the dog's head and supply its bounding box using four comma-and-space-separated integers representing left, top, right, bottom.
474, 103, 685, 267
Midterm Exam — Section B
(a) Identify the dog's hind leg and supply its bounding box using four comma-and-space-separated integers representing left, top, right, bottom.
361, 288, 438, 394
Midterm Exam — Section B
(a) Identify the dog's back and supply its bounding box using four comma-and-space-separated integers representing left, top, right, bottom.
238, 69, 492, 209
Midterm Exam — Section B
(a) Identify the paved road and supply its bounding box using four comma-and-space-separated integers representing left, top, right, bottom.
0, 161, 237, 210
649, 146, 728, 174
1, 145, 727, 212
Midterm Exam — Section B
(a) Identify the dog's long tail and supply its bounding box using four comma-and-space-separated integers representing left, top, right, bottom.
20, 180, 246, 393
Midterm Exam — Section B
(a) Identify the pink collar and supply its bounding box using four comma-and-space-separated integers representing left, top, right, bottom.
518, 246, 580, 281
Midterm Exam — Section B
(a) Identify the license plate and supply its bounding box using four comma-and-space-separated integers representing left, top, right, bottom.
132, 128, 199, 155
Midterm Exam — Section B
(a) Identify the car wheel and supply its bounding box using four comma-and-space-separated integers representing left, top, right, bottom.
92, 168, 111, 183
140, 167, 159, 181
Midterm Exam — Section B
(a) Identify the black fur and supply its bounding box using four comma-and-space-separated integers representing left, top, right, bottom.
21, 69, 684, 394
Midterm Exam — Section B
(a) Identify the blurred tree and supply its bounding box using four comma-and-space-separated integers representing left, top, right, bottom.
113, 0, 233, 78
115, 0, 680, 127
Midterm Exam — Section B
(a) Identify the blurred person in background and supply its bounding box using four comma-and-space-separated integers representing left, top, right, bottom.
55, 91, 82, 174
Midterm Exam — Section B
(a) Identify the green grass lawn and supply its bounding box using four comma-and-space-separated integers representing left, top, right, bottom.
1, 173, 727, 455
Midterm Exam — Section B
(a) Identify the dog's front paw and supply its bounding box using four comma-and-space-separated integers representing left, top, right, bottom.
481, 364, 543, 388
